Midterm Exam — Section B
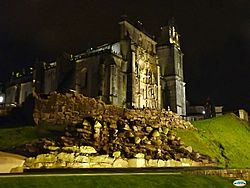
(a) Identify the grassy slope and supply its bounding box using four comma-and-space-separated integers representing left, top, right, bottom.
0, 175, 236, 188
1, 113, 250, 168
0, 125, 65, 151
0, 126, 38, 151
176, 113, 250, 168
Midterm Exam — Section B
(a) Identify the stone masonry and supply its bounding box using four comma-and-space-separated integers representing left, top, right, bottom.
26, 91, 213, 169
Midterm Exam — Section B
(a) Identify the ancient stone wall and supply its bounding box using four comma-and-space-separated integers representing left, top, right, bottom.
33, 91, 124, 125
30, 92, 213, 168
33, 91, 192, 129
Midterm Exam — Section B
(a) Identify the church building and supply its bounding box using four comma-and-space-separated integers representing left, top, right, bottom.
5, 18, 186, 116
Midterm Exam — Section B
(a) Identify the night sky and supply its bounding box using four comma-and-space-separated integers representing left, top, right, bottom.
0, 0, 249, 112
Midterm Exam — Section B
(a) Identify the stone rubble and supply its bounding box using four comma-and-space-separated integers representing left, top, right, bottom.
24, 147, 206, 169
25, 92, 213, 168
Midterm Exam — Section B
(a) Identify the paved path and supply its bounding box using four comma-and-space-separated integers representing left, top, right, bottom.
0, 172, 182, 178
0, 152, 25, 173
0, 166, 220, 177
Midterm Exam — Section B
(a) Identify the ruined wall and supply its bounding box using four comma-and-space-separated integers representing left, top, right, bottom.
33, 91, 124, 125
33, 91, 190, 129
30, 92, 214, 169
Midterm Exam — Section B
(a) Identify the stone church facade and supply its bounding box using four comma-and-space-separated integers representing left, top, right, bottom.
5, 19, 186, 115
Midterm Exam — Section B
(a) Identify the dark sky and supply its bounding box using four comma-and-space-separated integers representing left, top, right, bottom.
0, 0, 249, 112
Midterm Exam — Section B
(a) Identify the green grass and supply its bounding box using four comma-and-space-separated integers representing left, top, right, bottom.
0, 174, 238, 188
1, 113, 250, 168
176, 113, 250, 168
0, 127, 35, 150
0, 124, 65, 152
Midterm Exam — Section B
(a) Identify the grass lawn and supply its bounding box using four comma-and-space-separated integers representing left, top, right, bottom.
176, 113, 250, 168
0, 124, 65, 152
1, 113, 250, 168
0, 174, 238, 188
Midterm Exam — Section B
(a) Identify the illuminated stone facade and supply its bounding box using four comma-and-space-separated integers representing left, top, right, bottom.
5, 19, 186, 115
157, 21, 186, 115
119, 20, 161, 109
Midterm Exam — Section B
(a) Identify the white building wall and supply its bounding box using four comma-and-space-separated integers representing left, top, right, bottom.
19, 82, 32, 104
5, 85, 17, 104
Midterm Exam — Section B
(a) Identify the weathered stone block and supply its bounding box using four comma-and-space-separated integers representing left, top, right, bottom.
25, 157, 35, 166
74, 155, 89, 163
89, 155, 109, 163
44, 162, 56, 168
66, 162, 88, 168
113, 159, 128, 168
147, 159, 158, 167
165, 159, 181, 167
55, 161, 67, 167
34, 162, 43, 168
35, 153, 57, 163
89, 163, 101, 168
113, 151, 121, 158
99, 163, 113, 168
128, 158, 145, 168
185, 146, 192, 153
180, 158, 192, 165
57, 152, 75, 162
80, 163, 90, 168
79, 146, 97, 154
157, 160, 165, 167
62, 146, 79, 152
134, 153, 144, 159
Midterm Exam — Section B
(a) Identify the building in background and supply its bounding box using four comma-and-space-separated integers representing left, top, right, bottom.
237, 109, 248, 122
5, 68, 33, 106
186, 104, 206, 121
186, 100, 224, 121
215, 106, 223, 116
4, 18, 186, 115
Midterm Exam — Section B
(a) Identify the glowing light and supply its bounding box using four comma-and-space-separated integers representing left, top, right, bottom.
0, 96, 4, 103
202, 111, 205, 114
